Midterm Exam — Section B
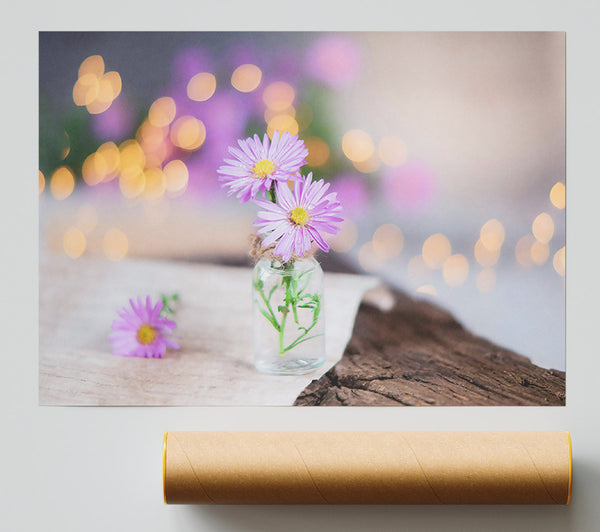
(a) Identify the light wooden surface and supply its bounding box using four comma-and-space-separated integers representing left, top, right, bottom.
39, 256, 377, 405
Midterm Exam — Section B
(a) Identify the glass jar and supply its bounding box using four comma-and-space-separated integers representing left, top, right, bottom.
252, 257, 325, 375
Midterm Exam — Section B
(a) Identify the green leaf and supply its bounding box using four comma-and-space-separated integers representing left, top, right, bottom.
259, 308, 279, 330
268, 284, 278, 300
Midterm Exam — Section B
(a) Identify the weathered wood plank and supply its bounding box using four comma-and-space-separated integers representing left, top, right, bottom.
295, 288, 565, 406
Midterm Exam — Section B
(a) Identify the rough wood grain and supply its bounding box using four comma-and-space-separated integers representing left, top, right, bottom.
295, 288, 565, 406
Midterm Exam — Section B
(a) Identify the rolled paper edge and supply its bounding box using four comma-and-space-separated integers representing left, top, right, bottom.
163, 431, 168, 505
567, 431, 573, 505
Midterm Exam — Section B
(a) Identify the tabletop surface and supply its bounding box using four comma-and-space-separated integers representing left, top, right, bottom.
39, 256, 377, 406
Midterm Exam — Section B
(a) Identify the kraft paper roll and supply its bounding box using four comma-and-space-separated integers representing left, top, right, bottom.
163, 431, 572, 505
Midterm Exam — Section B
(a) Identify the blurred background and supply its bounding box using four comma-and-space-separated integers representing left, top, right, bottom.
39, 32, 565, 370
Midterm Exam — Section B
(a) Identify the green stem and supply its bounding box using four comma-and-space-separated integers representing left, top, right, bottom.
278, 275, 292, 354
282, 310, 319, 352
279, 311, 288, 353
267, 181, 277, 203
259, 286, 280, 331
257, 265, 320, 356
284, 333, 323, 353
280, 292, 321, 354
159, 292, 179, 316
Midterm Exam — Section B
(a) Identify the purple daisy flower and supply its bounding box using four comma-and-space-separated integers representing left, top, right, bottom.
217, 130, 308, 203
253, 172, 343, 262
109, 296, 179, 358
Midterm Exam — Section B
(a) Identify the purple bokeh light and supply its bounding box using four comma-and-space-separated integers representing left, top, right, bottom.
332, 174, 370, 218
382, 159, 435, 214
305, 35, 361, 88
90, 96, 135, 142
172, 46, 214, 87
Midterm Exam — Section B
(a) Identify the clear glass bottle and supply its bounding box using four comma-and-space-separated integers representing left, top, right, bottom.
252, 257, 325, 375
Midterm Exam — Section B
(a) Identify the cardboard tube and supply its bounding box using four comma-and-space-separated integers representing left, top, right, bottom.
163, 431, 572, 505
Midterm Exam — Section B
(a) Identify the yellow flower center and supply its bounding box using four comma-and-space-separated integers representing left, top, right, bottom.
290, 207, 309, 226
252, 159, 275, 179
137, 324, 158, 345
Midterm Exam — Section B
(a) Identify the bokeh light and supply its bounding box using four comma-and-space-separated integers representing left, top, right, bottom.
342, 129, 374, 163
358, 241, 384, 272
476, 268, 497, 293
372, 224, 403, 259
173, 46, 213, 86
382, 159, 434, 213
143, 168, 166, 201
550, 182, 566, 209
103, 228, 128, 261
304, 137, 330, 167
553, 246, 566, 276
39, 170, 45, 194
422, 233, 451, 269
73, 74, 100, 106
515, 235, 535, 267
163, 160, 189, 194
96, 141, 120, 180
474, 238, 500, 267
103, 71, 122, 99
416, 285, 437, 297
119, 139, 146, 179
352, 154, 381, 174
137, 120, 168, 148
330, 219, 358, 253
332, 175, 369, 217
119, 169, 146, 198
50, 166, 75, 200
90, 77, 113, 105
267, 114, 299, 139
532, 212, 554, 243
86, 98, 112, 115
94, 141, 121, 181
85, 74, 121, 115
264, 105, 295, 124
61, 132, 70, 160
82, 153, 104, 186
170, 116, 206, 151
78, 55, 104, 78
146, 142, 170, 168
137, 121, 170, 167
63, 227, 86, 259
378, 136, 407, 167
443, 254, 469, 287
305, 35, 361, 88
148, 97, 177, 128
91, 96, 135, 141
73, 56, 121, 115
187, 72, 217, 102
530, 241, 550, 265
480, 219, 505, 251
263, 81, 295, 112
231, 64, 262, 93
